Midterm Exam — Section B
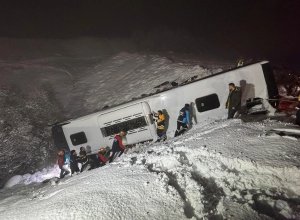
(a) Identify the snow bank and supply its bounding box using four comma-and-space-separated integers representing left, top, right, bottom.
1, 120, 299, 219
0, 47, 223, 188
4, 166, 60, 188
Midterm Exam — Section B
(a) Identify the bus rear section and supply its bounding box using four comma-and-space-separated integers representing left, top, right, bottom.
97, 102, 157, 147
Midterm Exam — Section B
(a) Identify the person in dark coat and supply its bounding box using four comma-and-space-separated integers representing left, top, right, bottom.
78, 146, 89, 172
57, 150, 70, 179
226, 83, 241, 119
70, 150, 80, 174
109, 130, 127, 163
85, 145, 99, 170
174, 104, 190, 137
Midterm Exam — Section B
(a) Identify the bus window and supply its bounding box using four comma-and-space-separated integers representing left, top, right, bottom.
195, 94, 220, 112
70, 132, 88, 146
101, 116, 147, 137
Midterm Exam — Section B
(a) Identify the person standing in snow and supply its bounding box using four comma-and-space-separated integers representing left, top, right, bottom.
78, 146, 89, 172
153, 110, 167, 141
57, 149, 70, 179
109, 130, 127, 163
226, 83, 241, 119
70, 150, 80, 174
86, 145, 99, 170
174, 104, 190, 137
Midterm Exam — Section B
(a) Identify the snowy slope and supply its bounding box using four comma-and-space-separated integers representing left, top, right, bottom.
0, 41, 224, 188
68, 52, 221, 117
1, 120, 299, 219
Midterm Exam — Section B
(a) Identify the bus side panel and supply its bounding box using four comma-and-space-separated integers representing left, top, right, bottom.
62, 116, 103, 154
145, 62, 270, 137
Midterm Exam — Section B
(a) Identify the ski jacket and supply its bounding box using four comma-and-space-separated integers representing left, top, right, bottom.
112, 134, 125, 151
98, 154, 108, 164
177, 107, 190, 125
57, 155, 65, 168
182, 110, 190, 125
154, 113, 165, 131
70, 154, 79, 164
64, 151, 71, 165
79, 150, 88, 164
226, 87, 241, 110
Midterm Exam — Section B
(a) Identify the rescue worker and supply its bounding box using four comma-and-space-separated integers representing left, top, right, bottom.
153, 110, 166, 141
109, 130, 127, 163
174, 104, 190, 137
226, 83, 241, 119
57, 149, 70, 179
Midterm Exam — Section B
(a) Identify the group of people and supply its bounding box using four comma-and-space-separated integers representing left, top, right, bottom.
152, 103, 191, 141
58, 82, 300, 178
226, 82, 300, 125
57, 105, 193, 178
57, 130, 127, 178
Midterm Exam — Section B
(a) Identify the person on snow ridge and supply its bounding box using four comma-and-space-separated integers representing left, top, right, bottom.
153, 110, 167, 141
57, 149, 70, 179
78, 146, 89, 172
109, 130, 127, 163
226, 83, 241, 119
174, 104, 190, 137
70, 150, 80, 174
98, 147, 108, 166
296, 94, 300, 126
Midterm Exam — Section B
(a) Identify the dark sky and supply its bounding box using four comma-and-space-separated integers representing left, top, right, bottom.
0, 0, 299, 67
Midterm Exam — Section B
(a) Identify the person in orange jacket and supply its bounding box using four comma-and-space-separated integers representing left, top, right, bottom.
153, 110, 167, 141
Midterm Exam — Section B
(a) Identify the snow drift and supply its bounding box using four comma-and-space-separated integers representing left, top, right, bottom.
0, 38, 224, 188
1, 120, 299, 219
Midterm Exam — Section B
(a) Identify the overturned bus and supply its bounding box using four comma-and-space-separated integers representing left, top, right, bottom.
52, 61, 278, 154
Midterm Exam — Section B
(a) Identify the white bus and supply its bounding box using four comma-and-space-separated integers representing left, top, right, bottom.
52, 61, 278, 154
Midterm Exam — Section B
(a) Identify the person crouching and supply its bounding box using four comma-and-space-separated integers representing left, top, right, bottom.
98, 147, 108, 166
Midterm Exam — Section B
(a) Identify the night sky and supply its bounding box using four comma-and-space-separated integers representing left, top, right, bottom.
0, 0, 299, 67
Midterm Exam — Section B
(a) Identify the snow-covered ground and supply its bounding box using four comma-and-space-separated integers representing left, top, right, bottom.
1, 119, 299, 219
